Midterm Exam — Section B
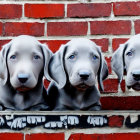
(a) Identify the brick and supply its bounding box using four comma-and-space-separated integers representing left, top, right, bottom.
25, 4, 64, 18
0, 133, 23, 140
67, 3, 111, 18
90, 21, 131, 35
0, 22, 3, 36
101, 96, 140, 110
47, 22, 88, 36
69, 134, 81, 140
113, 2, 140, 16
102, 79, 118, 93
109, 115, 124, 127
134, 20, 140, 34
121, 80, 126, 92
3, 22, 44, 36
91, 38, 109, 52
105, 57, 111, 74
40, 40, 69, 53
69, 133, 140, 140
0, 40, 10, 50
26, 133, 64, 140
44, 79, 50, 89
0, 4, 22, 19
112, 38, 128, 51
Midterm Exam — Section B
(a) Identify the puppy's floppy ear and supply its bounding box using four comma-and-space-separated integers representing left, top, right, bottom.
0, 41, 11, 85
48, 44, 67, 89
97, 46, 108, 91
111, 43, 127, 83
39, 43, 52, 80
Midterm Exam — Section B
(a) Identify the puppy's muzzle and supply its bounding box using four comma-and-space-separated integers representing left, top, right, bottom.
131, 70, 140, 81
18, 74, 29, 84
78, 70, 90, 80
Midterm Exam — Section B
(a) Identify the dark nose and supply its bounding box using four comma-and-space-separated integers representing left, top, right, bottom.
18, 74, 29, 83
132, 70, 140, 81
79, 70, 90, 80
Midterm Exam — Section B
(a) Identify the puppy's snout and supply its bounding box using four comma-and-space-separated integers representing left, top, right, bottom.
18, 74, 29, 83
78, 70, 90, 80
132, 70, 140, 81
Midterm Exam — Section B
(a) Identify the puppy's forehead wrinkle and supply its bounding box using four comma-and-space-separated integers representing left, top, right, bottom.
126, 45, 140, 52
67, 38, 96, 46
66, 45, 99, 57
9, 44, 43, 55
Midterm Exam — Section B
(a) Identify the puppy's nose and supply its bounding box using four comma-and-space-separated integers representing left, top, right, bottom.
18, 74, 29, 83
132, 70, 140, 81
79, 70, 90, 80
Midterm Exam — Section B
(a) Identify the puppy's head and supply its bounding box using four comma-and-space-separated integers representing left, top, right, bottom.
112, 34, 140, 91
48, 38, 108, 91
0, 35, 52, 92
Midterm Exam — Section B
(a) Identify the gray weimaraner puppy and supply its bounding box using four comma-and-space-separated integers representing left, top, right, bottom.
0, 35, 52, 110
112, 34, 140, 91
47, 38, 108, 111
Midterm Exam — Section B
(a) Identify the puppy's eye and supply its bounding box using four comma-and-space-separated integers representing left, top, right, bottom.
10, 55, 16, 59
93, 55, 98, 60
34, 55, 40, 60
69, 55, 75, 60
126, 51, 133, 57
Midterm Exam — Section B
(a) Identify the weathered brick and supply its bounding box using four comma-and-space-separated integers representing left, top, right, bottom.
0, 40, 10, 50
0, 133, 23, 140
121, 80, 126, 93
44, 79, 50, 89
101, 96, 140, 110
40, 40, 69, 53
47, 22, 88, 36
25, 4, 64, 18
113, 2, 140, 16
0, 4, 22, 19
26, 133, 64, 140
112, 38, 128, 51
102, 79, 118, 93
0, 22, 3, 36
69, 133, 140, 140
3, 22, 44, 36
91, 38, 109, 52
67, 3, 111, 18
90, 21, 131, 35
134, 20, 140, 34
105, 57, 111, 74
109, 115, 124, 127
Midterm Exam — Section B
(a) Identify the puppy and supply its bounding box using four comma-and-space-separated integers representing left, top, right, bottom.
0, 35, 52, 110
47, 38, 108, 111
112, 34, 140, 91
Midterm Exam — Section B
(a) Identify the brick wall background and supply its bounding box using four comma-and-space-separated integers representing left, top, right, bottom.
1, 0, 140, 139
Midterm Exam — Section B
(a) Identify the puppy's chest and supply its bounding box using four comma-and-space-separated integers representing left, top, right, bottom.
73, 93, 84, 107
62, 91, 86, 109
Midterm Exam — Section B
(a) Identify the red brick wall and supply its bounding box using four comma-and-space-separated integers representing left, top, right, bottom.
1, 0, 140, 139
1, 0, 140, 110
2, 132, 140, 140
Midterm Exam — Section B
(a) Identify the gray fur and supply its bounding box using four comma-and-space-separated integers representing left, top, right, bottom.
0, 35, 52, 110
111, 34, 140, 91
47, 38, 108, 110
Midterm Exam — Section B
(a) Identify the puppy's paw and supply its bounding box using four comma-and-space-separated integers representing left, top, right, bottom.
27, 116, 46, 125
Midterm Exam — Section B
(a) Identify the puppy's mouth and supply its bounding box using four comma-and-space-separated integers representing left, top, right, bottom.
75, 83, 90, 91
16, 86, 31, 92
128, 83, 140, 91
